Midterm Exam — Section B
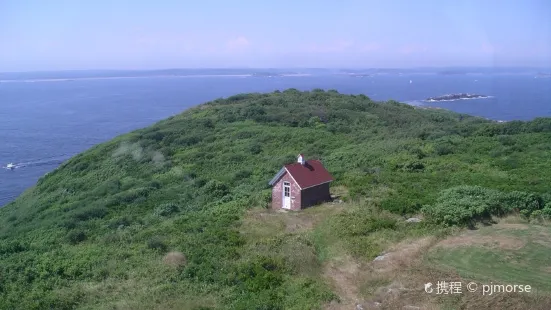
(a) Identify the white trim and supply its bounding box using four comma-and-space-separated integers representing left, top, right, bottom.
282, 181, 291, 209
284, 167, 302, 190
268, 167, 286, 185
301, 180, 333, 190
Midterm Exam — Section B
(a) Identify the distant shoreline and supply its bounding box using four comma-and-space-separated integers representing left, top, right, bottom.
0, 73, 315, 83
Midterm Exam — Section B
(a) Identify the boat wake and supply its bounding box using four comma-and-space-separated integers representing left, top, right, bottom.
3, 155, 71, 171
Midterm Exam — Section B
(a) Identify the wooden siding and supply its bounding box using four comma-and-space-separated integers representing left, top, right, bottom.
300, 183, 331, 209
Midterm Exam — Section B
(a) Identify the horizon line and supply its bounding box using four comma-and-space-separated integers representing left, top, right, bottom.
1, 66, 550, 75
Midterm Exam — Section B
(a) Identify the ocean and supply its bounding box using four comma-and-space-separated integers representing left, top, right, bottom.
1, 72, 550, 206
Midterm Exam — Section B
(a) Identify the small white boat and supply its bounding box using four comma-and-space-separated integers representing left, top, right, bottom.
6, 163, 15, 170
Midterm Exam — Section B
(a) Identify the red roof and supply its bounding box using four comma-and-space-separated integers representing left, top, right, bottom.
284, 160, 333, 189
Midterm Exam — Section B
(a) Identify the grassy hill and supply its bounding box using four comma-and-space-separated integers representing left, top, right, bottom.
1, 89, 551, 309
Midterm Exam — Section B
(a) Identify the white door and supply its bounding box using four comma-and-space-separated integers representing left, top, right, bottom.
282, 182, 291, 209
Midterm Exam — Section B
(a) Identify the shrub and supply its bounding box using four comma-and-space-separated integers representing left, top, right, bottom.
108, 216, 132, 229
434, 143, 454, 155
421, 186, 502, 226
153, 202, 180, 217
422, 186, 546, 226
203, 180, 229, 199
147, 236, 168, 252
230, 256, 285, 292
67, 230, 87, 245
499, 191, 543, 215
396, 161, 425, 172
381, 196, 422, 214
72, 206, 108, 222
0, 241, 28, 255
333, 210, 397, 237
249, 143, 262, 154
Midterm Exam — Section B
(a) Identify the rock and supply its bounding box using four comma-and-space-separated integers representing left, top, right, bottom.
406, 217, 422, 223
356, 303, 364, 310
373, 253, 388, 261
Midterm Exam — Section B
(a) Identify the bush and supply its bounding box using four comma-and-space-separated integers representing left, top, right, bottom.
233, 169, 252, 182
422, 186, 546, 226
333, 210, 397, 237
249, 143, 262, 154
381, 196, 422, 214
396, 161, 425, 172
147, 236, 168, 252
0, 241, 28, 255
434, 143, 454, 155
67, 230, 87, 244
230, 256, 285, 292
108, 216, 132, 229
153, 202, 180, 217
72, 206, 108, 222
203, 180, 229, 199
421, 186, 502, 226
499, 191, 543, 215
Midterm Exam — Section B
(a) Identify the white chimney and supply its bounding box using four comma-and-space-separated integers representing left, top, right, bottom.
297, 154, 305, 165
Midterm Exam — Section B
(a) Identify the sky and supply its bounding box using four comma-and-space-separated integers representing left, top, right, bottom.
1, 0, 550, 71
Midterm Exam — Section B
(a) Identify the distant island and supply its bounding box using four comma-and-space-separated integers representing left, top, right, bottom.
252, 72, 284, 77
426, 93, 489, 102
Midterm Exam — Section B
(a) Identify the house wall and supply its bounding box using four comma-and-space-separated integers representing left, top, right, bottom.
300, 183, 331, 208
271, 172, 302, 211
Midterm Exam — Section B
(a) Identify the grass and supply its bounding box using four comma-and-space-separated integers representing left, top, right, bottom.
426, 221, 551, 292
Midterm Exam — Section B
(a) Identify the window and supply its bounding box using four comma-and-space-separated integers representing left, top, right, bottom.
283, 182, 290, 197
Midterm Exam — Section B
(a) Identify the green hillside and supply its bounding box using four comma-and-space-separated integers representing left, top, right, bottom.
1, 89, 551, 309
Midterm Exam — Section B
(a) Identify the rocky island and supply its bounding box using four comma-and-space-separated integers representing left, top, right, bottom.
426, 93, 489, 102
1, 90, 550, 310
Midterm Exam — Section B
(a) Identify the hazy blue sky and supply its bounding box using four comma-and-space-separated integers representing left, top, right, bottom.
1, 0, 550, 71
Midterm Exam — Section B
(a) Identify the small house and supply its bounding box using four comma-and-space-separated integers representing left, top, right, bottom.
268, 154, 334, 210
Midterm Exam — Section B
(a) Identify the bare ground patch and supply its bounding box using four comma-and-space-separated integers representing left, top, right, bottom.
322, 237, 440, 310
372, 237, 438, 274
495, 223, 530, 230
323, 256, 363, 310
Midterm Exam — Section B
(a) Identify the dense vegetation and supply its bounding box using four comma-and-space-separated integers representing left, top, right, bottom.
1, 89, 550, 309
